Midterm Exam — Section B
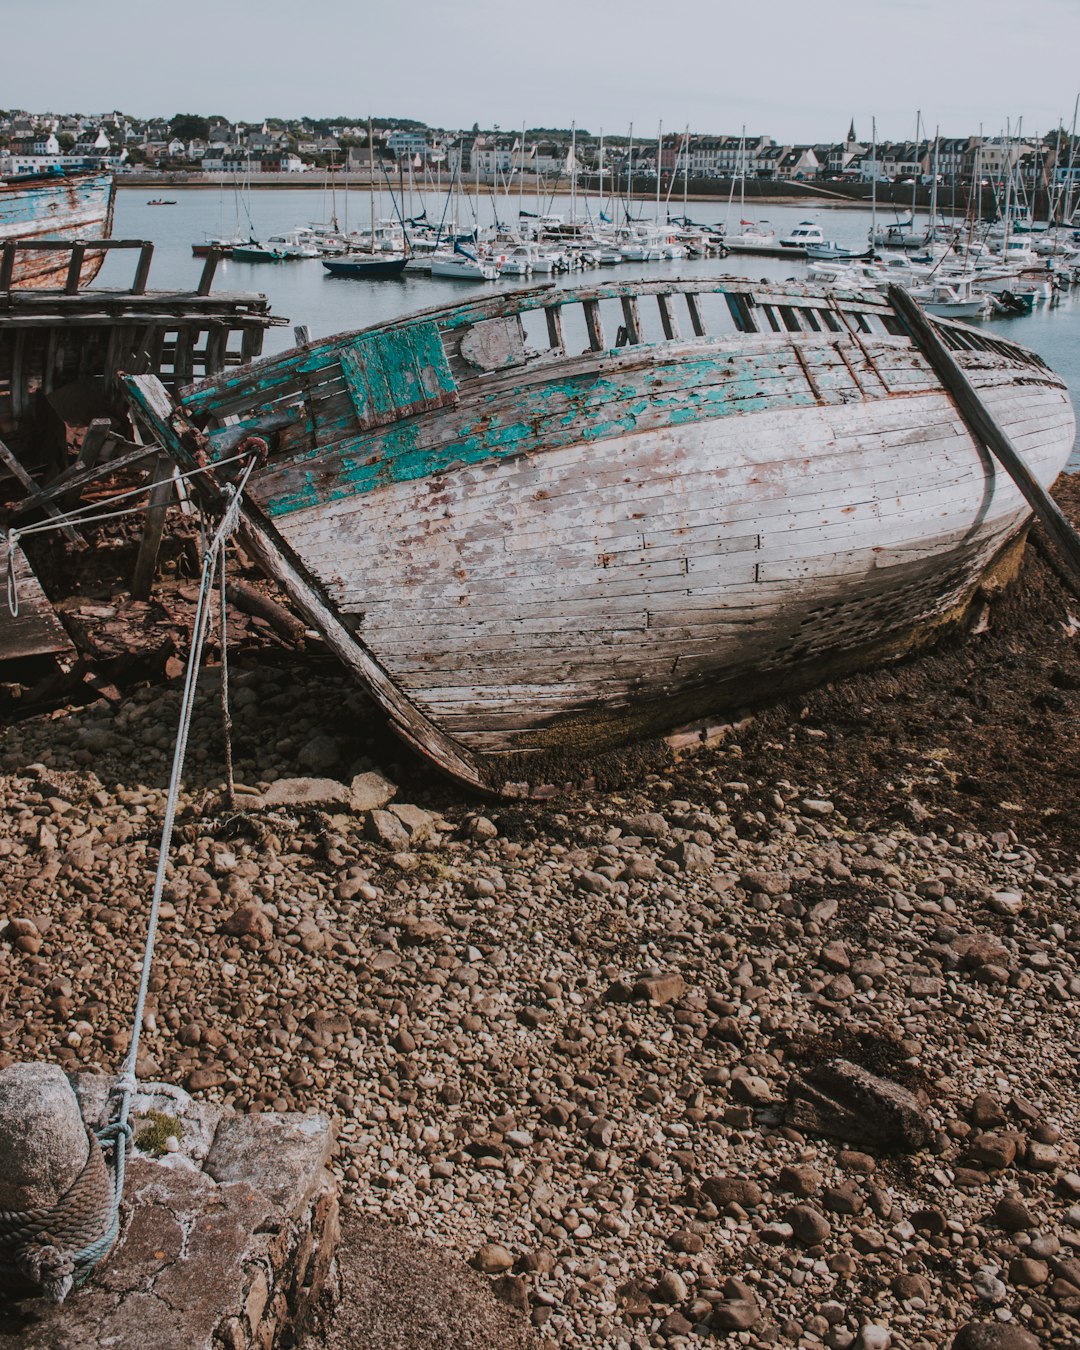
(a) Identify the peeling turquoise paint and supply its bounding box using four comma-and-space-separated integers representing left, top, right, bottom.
261, 354, 820, 517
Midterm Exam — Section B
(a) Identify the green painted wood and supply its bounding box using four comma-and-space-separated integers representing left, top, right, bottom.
336, 322, 458, 431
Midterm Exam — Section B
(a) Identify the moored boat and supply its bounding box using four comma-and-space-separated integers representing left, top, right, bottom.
322, 253, 409, 279
125, 277, 1075, 791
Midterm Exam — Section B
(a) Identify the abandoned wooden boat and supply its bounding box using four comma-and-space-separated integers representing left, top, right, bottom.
124, 277, 1075, 791
0, 169, 115, 289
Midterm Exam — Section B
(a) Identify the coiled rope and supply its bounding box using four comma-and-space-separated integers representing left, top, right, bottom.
0, 449, 259, 1302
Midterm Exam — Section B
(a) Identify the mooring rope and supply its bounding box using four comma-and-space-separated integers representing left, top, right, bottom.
0, 451, 257, 1302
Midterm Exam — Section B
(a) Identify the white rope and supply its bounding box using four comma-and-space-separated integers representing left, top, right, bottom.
113, 455, 257, 1141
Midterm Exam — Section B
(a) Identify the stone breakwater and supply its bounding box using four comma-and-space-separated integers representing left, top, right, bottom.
1, 659, 1080, 1350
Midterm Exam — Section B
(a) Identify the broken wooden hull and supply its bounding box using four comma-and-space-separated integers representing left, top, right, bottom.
125, 279, 1075, 790
0, 172, 115, 289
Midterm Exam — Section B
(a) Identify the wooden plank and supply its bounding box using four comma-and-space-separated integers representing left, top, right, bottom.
130, 453, 175, 600
0, 536, 74, 662
0, 434, 84, 547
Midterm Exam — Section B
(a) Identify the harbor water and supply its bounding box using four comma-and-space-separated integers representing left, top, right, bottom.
102, 186, 1080, 468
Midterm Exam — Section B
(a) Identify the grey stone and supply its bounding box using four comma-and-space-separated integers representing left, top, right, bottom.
204, 1112, 334, 1219
349, 771, 398, 812
298, 734, 342, 771
366, 809, 411, 849
387, 803, 437, 843
0, 1062, 89, 1209
259, 776, 351, 810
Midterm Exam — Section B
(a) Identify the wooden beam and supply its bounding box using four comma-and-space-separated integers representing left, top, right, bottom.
131, 243, 154, 295
9, 440, 158, 517
889, 282, 1080, 583
0, 435, 85, 547
130, 451, 176, 600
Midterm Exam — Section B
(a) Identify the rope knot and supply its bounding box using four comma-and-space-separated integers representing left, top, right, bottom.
17, 1244, 75, 1305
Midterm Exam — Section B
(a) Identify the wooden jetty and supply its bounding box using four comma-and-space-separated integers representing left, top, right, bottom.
124, 276, 1074, 790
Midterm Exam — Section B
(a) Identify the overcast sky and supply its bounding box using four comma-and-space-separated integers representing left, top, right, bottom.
4, 0, 1078, 143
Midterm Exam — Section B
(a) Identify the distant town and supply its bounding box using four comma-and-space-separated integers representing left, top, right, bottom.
3, 109, 1080, 193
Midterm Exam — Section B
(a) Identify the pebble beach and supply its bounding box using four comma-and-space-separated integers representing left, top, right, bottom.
3, 488, 1080, 1350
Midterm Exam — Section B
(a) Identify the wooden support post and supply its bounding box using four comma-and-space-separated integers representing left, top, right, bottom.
544, 303, 564, 352
197, 250, 221, 297
685, 291, 707, 337
57, 419, 112, 508
657, 292, 680, 341
131, 243, 154, 295
0, 243, 15, 293
294, 324, 312, 347
64, 244, 86, 295
582, 298, 605, 352
130, 453, 176, 600
889, 282, 1080, 584
620, 295, 642, 345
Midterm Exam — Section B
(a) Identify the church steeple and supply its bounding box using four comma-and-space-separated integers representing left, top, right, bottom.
847, 118, 857, 145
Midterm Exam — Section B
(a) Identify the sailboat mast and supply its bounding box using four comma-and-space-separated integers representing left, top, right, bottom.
626, 123, 634, 223
570, 120, 577, 226
912, 109, 921, 228
870, 116, 877, 247
655, 121, 663, 223
368, 117, 376, 254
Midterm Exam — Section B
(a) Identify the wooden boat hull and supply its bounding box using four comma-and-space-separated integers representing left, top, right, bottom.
0, 171, 115, 289
125, 279, 1075, 789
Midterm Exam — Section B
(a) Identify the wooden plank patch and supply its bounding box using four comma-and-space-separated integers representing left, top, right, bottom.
337, 322, 458, 432
0, 537, 74, 662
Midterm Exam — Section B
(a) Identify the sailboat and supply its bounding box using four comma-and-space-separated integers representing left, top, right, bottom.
323, 119, 410, 280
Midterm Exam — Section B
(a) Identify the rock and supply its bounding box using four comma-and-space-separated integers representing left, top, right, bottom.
1008, 1256, 1049, 1287
348, 771, 397, 812
633, 972, 686, 1005
857, 1328, 891, 1350
787, 1058, 933, 1152
221, 904, 273, 942
0, 1062, 90, 1209
740, 870, 790, 896
971, 1093, 1008, 1129
892, 1274, 931, 1301
655, 1270, 687, 1303
702, 1176, 763, 1209
972, 1268, 1008, 1305
950, 1324, 1041, 1350
801, 798, 835, 816
297, 734, 341, 772
185, 1067, 228, 1092
710, 1299, 760, 1331
258, 776, 351, 810
952, 934, 1010, 970
786, 1205, 832, 1245
731, 1074, 775, 1107
464, 814, 499, 841
966, 1132, 1018, 1170
1024, 1141, 1060, 1171
779, 1164, 822, 1196
988, 890, 1025, 916
668, 840, 713, 871
620, 813, 669, 839
365, 809, 411, 849
471, 1243, 514, 1274
388, 803, 437, 843
994, 1195, 1036, 1231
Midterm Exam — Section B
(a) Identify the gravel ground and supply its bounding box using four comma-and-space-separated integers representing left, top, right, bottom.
3, 496, 1080, 1349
